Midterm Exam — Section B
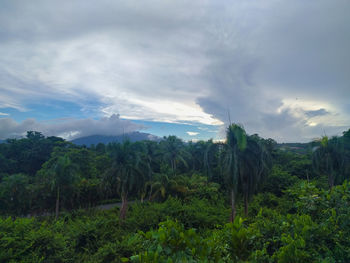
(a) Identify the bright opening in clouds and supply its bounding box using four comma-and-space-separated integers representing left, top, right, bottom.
187, 132, 199, 136
0, 0, 349, 142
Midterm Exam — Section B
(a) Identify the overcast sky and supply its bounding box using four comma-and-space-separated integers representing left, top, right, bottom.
0, 0, 349, 142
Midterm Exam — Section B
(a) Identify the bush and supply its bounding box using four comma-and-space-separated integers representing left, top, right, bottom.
131, 219, 222, 262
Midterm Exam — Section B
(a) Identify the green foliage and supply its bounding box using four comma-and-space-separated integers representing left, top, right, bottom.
1, 129, 350, 262
0, 132, 67, 176
0, 173, 31, 215
124, 197, 228, 231
160, 136, 190, 175
1, 182, 350, 262
285, 181, 323, 216
312, 135, 345, 188
226, 124, 247, 152
273, 233, 308, 263
220, 217, 252, 262
131, 220, 222, 263
0, 217, 73, 263
262, 165, 299, 196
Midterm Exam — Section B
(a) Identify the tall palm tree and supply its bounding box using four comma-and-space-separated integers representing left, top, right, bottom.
312, 136, 344, 189
134, 141, 156, 202
343, 129, 350, 179
187, 140, 207, 172
106, 141, 147, 220
40, 154, 78, 219
223, 124, 247, 222
204, 139, 225, 184
143, 140, 162, 173
239, 135, 270, 216
219, 124, 270, 220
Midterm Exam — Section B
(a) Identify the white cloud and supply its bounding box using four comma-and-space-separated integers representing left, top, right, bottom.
0, 114, 143, 140
186, 131, 199, 136
0, 112, 9, 116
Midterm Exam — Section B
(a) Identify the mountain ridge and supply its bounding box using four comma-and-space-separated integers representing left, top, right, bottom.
71, 131, 160, 146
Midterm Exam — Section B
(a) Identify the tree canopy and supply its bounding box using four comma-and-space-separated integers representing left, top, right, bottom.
1, 127, 350, 262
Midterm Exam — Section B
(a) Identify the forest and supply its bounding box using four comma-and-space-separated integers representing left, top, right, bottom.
1, 125, 350, 262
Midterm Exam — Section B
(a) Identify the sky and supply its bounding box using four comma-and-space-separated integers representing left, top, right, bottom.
0, 0, 349, 142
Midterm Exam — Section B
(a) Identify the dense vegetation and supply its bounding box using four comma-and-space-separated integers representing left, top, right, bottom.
1, 126, 350, 262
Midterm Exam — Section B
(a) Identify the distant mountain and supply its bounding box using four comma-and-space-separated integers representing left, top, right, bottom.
276, 142, 311, 154
0, 140, 4, 144
71, 132, 160, 146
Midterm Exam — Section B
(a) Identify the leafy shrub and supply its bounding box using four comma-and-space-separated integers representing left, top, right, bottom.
130, 219, 222, 262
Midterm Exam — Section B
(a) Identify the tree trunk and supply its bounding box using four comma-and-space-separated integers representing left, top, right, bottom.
244, 194, 248, 217
230, 189, 236, 222
148, 185, 153, 201
55, 186, 60, 220
70, 197, 74, 210
119, 193, 128, 220
329, 173, 334, 189
326, 154, 334, 189
171, 159, 176, 176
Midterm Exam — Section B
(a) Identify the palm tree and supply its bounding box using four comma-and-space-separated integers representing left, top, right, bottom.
343, 129, 350, 179
187, 140, 207, 172
39, 154, 78, 219
0, 173, 30, 215
133, 141, 160, 202
106, 141, 147, 220
312, 136, 344, 189
204, 139, 225, 184
222, 124, 247, 222
205, 125, 270, 220
239, 135, 270, 216
143, 140, 162, 173
148, 173, 177, 201
160, 136, 189, 175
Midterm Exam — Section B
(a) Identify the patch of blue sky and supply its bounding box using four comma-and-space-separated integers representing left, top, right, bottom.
132, 120, 221, 141
0, 99, 103, 122
0, 99, 222, 141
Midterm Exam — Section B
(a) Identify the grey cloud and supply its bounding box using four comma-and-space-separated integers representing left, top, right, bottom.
0, 0, 208, 113
0, 0, 206, 44
195, 0, 350, 141
0, 118, 38, 139
0, 114, 143, 140
0, 0, 349, 142
255, 1, 350, 102
304, 109, 329, 118
258, 110, 310, 142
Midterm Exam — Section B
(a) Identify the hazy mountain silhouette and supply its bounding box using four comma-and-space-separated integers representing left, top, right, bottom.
71, 131, 159, 146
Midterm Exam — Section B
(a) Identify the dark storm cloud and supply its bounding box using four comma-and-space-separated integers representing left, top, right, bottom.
195, 0, 350, 141
0, 0, 349, 142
